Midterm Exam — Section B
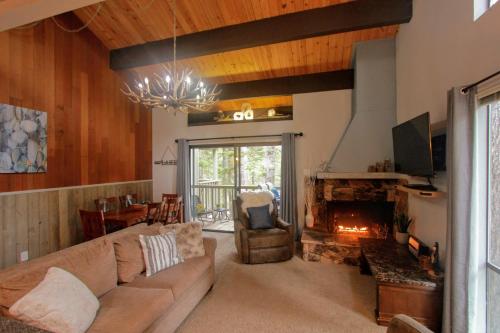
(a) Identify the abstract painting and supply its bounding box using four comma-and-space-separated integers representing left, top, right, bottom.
0, 103, 47, 173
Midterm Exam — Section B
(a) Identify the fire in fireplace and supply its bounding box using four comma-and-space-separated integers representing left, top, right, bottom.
328, 201, 394, 240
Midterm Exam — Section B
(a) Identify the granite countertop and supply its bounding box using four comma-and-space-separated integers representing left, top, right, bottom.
359, 238, 443, 288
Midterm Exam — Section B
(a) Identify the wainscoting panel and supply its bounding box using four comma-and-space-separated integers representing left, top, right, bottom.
0, 180, 152, 269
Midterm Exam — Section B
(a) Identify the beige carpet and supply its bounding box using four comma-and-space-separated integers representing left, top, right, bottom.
177, 232, 386, 333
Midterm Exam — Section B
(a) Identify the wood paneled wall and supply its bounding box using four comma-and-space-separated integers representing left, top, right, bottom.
0, 14, 152, 193
0, 180, 152, 269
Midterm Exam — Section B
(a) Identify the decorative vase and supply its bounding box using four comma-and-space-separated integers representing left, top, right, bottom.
305, 212, 314, 228
395, 231, 409, 244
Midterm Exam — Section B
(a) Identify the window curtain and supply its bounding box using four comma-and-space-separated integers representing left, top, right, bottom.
176, 139, 191, 222
280, 133, 298, 239
443, 87, 477, 333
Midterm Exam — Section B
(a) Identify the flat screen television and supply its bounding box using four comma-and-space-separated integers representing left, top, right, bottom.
392, 112, 434, 177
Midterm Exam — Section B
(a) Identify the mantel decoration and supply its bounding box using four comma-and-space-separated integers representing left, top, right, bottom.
121, 0, 221, 113
0, 104, 47, 173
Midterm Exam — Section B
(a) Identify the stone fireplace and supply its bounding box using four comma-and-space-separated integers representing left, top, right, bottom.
301, 174, 408, 264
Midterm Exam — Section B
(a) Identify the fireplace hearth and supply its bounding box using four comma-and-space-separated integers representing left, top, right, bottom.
301, 175, 408, 264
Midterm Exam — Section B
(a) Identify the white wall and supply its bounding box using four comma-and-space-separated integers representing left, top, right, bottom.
152, 90, 352, 228
396, 0, 500, 260
330, 39, 396, 171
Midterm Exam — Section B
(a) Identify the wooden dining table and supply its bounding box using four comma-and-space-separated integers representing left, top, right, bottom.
104, 204, 148, 229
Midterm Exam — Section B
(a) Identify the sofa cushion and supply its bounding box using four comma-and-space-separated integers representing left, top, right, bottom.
9, 267, 99, 333
159, 223, 205, 259
112, 225, 160, 283
0, 238, 117, 308
124, 255, 211, 299
247, 204, 274, 229
247, 228, 289, 249
87, 286, 174, 333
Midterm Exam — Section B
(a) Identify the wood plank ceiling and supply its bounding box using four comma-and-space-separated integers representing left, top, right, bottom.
74, 0, 399, 83
73, 0, 400, 108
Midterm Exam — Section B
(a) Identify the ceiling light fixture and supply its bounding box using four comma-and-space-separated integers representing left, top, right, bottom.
121, 0, 220, 113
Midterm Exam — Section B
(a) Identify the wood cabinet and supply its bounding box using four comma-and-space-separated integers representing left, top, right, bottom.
376, 282, 442, 331
360, 238, 443, 332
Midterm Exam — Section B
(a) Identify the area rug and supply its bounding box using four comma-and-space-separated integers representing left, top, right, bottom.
177, 232, 385, 333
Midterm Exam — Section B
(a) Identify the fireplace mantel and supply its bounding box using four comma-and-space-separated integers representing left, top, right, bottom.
317, 172, 408, 180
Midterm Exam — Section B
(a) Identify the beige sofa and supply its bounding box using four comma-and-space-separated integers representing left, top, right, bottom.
0, 223, 217, 333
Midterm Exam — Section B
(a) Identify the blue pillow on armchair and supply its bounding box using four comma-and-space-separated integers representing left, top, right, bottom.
247, 204, 274, 229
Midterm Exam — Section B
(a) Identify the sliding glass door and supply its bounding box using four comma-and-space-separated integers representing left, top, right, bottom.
487, 99, 500, 332
190, 143, 281, 231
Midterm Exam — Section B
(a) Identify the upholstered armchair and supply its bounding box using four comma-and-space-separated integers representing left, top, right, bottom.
233, 196, 294, 264
386, 314, 434, 333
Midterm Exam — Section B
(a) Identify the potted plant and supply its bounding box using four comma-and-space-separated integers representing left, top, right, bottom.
394, 213, 413, 244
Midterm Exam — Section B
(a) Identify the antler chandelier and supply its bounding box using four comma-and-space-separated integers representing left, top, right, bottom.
121, 0, 220, 113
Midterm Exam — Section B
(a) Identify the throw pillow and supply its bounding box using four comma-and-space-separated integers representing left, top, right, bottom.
9, 267, 99, 333
159, 222, 205, 259
113, 227, 159, 283
247, 204, 274, 229
139, 232, 183, 277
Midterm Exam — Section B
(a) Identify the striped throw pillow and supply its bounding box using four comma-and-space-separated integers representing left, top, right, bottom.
139, 232, 183, 277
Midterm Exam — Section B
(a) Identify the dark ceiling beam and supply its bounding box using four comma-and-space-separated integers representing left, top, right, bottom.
216, 70, 354, 100
110, 0, 412, 70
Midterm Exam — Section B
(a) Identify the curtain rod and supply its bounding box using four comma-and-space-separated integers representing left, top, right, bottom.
175, 132, 303, 143
461, 69, 500, 94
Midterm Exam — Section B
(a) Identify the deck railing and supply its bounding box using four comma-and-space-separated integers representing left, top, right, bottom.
191, 184, 264, 218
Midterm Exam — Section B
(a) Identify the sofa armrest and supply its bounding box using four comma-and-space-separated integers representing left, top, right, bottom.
203, 237, 217, 266
276, 217, 291, 231
387, 314, 434, 333
276, 217, 295, 255
234, 219, 251, 263
276, 218, 294, 238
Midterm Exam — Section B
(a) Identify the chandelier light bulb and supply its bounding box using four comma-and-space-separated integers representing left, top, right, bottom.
120, 0, 220, 112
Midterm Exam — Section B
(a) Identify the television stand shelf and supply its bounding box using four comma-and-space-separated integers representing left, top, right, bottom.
395, 185, 445, 199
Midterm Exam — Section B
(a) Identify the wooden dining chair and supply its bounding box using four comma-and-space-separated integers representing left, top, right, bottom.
119, 194, 138, 208
162, 193, 180, 201
94, 197, 118, 212
154, 198, 181, 225
146, 202, 162, 225
79, 210, 106, 241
